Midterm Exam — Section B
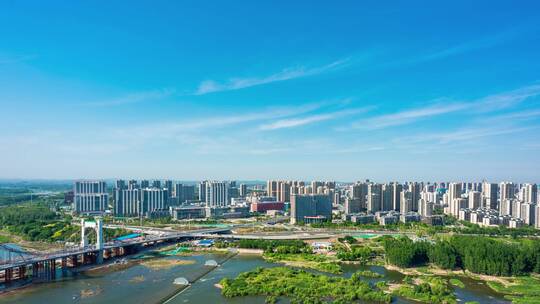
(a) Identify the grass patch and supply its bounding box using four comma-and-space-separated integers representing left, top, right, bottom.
220, 267, 391, 303
487, 276, 540, 304
394, 275, 457, 304
263, 252, 343, 274
449, 278, 465, 288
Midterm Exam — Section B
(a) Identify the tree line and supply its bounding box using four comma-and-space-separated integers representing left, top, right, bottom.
383, 236, 540, 276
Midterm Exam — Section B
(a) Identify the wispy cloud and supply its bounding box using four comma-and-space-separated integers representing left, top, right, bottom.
348, 102, 466, 130
259, 107, 371, 131
195, 59, 349, 95
474, 84, 540, 112
115, 102, 328, 139
404, 125, 535, 145
413, 27, 521, 64
86, 88, 175, 106
345, 84, 540, 131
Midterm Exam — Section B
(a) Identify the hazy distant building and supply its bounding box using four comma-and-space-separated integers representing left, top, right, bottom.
290, 194, 332, 224
73, 180, 109, 214
239, 184, 248, 197
140, 180, 150, 188
152, 180, 162, 189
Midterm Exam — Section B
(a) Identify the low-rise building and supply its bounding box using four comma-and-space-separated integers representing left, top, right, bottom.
400, 212, 421, 223
170, 206, 206, 220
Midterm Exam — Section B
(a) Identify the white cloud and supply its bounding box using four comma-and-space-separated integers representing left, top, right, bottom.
475, 84, 540, 111
346, 84, 540, 131
399, 125, 535, 145
86, 88, 175, 106
349, 102, 466, 130
114, 102, 328, 139
259, 107, 370, 131
194, 59, 349, 95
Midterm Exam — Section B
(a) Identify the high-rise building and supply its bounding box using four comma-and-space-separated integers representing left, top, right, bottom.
141, 188, 169, 216
239, 184, 247, 197
482, 182, 498, 209
400, 190, 413, 214
522, 183, 538, 203
408, 182, 421, 212
468, 191, 482, 209
73, 181, 109, 214
114, 188, 141, 216
512, 200, 522, 219
344, 197, 362, 214
392, 183, 403, 211
278, 182, 291, 202
205, 181, 229, 207
500, 199, 513, 216
500, 182, 515, 203
152, 180, 162, 189
520, 203, 536, 225
535, 205, 540, 229
351, 182, 368, 210
448, 182, 462, 216
418, 198, 434, 217
128, 180, 138, 189
199, 181, 207, 202
115, 179, 127, 190
381, 184, 393, 211
267, 180, 278, 198
140, 180, 150, 188
164, 180, 173, 197
290, 194, 332, 224
367, 184, 382, 213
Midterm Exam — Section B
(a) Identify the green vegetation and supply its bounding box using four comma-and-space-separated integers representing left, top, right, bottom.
487, 276, 540, 304
382, 236, 431, 268
394, 275, 456, 304
458, 221, 540, 237
449, 278, 465, 288
0, 234, 13, 243
0, 204, 129, 243
383, 235, 540, 277
336, 245, 373, 264
429, 236, 540, 276
264, 252, 342, 274
354, 269, 383, 278
220, 267, 391, 304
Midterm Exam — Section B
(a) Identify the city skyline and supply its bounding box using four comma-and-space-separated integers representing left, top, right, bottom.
1, 1, 540, 181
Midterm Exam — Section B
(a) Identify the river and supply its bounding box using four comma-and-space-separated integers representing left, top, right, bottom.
0, 252, 509, 303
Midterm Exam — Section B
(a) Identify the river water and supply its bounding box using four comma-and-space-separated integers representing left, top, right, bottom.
0, 252, 509, 304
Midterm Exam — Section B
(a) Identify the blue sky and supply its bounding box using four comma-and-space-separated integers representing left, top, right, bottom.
1, 1, 540, 182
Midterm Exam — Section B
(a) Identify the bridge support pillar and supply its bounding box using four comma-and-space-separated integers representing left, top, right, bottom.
50, 259, 56, 279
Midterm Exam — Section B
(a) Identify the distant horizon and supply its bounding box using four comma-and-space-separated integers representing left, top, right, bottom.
0, 177, 538, 185
1, 2, 539, 181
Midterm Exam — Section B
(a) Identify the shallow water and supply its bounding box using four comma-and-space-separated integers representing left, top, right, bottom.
0, 253, 510, 304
